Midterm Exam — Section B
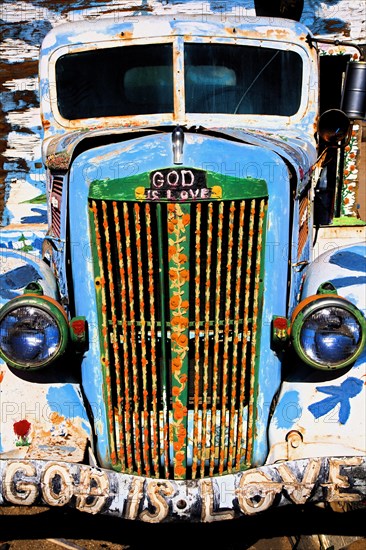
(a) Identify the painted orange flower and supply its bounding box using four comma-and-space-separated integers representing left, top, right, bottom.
175, 451, 185, 462
172, 357, 182, 372
168, 245, 177, 260
175, 334, 188, 348
169, 269, 178, 281
170, 295, 180, 309
171, 315, 189, 328
180, 269, 190, 281
182, 213, 190, 226
173, 402, 187, 420
175, 464, 186, 477
177, 424, 186, 437
178, 253, 188, 265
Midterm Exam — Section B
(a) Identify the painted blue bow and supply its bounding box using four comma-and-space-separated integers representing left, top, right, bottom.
308, 377, 363, 424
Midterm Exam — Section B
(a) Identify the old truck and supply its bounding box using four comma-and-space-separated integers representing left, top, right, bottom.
0, 8, 365, 523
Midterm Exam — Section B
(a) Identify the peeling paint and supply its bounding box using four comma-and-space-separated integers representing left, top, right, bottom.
0, 456, 364, 520
0, 1, 365, 523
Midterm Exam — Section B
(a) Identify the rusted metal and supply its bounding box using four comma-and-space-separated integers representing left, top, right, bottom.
0, 456, 365, 522
88, 198, 267, 479
1, 8, 365, 527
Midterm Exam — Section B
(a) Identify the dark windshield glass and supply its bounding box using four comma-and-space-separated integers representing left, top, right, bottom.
184, 43, 303, 115
56, 44, 173, 119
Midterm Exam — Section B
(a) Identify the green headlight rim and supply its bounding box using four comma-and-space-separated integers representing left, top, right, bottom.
291, 296, 366, 370
0, 295, 69, 370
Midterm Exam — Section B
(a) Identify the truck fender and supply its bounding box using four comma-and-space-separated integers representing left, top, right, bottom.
0, 248, 58, 307
267, 242, 365, 464
0, 250, 93, 462
302, 242, 366, 312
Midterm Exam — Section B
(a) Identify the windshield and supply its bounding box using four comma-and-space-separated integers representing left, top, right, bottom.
56, 44, 174, 119
184, 43, 302, 115
55, 41, 303, 120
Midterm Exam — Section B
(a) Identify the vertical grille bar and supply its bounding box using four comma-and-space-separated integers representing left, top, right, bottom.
168, 203, 191, 480
218, 201, 235, 475
145, 204, 160, 476
235, 199, 255, 468
227, 200, 246, 472
200, 202, 214, 478
245, 198, 266, 462
134, 204, 150, 476
192, 203, 202, 480
123, 203, 143, 474
209, 201, 224, 476
91, 200, 117, 463
156, 203, 170, 478
102, 200, 123, 467
113, 201, 133, 471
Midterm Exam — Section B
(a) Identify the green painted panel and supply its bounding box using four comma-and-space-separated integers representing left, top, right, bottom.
89, 168, 268, 201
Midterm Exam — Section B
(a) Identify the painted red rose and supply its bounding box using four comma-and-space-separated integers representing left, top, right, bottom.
13, 419, 31, 438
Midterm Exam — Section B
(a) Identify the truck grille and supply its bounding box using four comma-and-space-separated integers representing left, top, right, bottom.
89, 197, 267, 479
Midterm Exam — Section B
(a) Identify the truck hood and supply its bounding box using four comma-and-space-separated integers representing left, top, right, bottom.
44, 126, 316, 196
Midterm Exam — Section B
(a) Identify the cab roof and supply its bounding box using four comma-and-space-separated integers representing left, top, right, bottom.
40, 13, 313, 55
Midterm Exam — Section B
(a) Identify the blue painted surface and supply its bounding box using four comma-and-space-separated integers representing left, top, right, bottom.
266, 240, 366, 460
329, 248, 366, 271
1, 6, 364, 485
69, 131, 292, 468
273, 390, 302, 430
302, 242, 366, 309
0, 265, 41, 300
39, 445, 76, 452
329, 276, 366, 288
326, 247, 366, 288
0, 249, 58, 306
308, 378, 364, 425
0, 232, 44, 255
21, 208, 48, 225
46, 385, 91, 428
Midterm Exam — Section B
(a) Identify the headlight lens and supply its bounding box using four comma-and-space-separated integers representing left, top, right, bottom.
0, 296, 69, 370
291, 296, 365, 370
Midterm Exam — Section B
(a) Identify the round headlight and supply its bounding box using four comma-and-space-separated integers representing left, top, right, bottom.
291, 295, 365, 370
0, 296, 69, 370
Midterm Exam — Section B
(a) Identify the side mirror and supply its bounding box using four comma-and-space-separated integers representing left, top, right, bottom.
341, 61, 366, 120
317, 109, 352, 147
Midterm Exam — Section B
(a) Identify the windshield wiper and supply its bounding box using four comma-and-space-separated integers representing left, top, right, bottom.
234, 50, 280, 114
